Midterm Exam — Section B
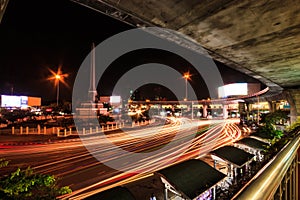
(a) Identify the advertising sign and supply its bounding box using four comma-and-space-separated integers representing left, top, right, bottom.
218, 83, 248, 98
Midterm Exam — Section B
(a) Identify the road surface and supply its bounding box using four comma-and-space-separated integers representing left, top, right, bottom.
0, 118, 242, 199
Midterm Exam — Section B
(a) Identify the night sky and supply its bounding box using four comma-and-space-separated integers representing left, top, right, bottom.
0, 0, 261, 104
0, 0, 131, 103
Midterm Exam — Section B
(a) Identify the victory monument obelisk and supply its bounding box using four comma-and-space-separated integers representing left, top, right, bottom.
76, 43, 100, 118
88, 43, 98, 103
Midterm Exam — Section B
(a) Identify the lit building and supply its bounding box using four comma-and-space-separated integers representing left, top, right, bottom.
0, 95, 41, 109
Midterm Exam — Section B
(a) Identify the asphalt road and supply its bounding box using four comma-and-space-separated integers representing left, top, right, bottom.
0, 118, 241, 199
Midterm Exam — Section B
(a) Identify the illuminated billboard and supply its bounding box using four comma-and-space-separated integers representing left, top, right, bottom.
28, 96, 41, 106
1, 95, 21, 107
1, 95, 41, 108
218, 83, 248, 98
20, 96, 28, 107
110, 96, 121, 104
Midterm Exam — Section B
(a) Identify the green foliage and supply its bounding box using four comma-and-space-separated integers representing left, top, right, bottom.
259, 111, 290, 155
0, 109, 37, 123
0, 158, 9, 168
98, 114, 114, 124
58, 186, 72, 196
257, 110, 287, 140
264, 110, 288, 125
263, 137, 280, 153
256, 123, 283, 140
0, 158, 72, 200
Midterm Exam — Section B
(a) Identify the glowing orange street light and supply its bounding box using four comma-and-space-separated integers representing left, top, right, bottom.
48, 67, 68, 106
183, 73, 190, 80
183, 72, 191, 101
55, 74, 61, 80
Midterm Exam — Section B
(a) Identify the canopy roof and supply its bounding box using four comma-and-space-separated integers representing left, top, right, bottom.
211, 146, 254, 168
158, 159, 226, 199
236, 137, 269, 150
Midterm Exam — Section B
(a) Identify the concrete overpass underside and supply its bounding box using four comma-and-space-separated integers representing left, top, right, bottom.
72, 0, 300, 121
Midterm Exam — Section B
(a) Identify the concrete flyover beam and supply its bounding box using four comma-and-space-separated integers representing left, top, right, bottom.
71, 0, 300, 100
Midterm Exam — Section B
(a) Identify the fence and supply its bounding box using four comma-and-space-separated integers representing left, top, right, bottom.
232, 132, 300, 200
3, 119, 154, 137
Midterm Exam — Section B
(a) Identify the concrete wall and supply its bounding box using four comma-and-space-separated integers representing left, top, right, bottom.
286, 89, 300, 123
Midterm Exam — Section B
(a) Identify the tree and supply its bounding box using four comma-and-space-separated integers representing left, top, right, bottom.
264, 110, 288, 126
0, 159, 71, 200
257, 110, 287, 139
97, 114, 114, 125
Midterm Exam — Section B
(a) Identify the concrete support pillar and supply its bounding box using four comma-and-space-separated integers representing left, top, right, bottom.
285, 89, 300, 124
26, 127, 29, 134
245, 102, 250, 120
20, 126, 23, 134
37, 125, 40, 134
44, 126, 47, 134
191, 101, 194, 120
223, 104, 228, 119
203, 104, 208, 118
90, 127, 92, 134
268, 101, 276, 112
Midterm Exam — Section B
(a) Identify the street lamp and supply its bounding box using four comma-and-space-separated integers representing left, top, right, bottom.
48, 67, 68, 107
55, 74, 61, 106
183, 72, 191, 101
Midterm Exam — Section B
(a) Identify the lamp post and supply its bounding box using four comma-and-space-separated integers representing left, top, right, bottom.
48, 67, 68, 107
55, 74, 61, 106
183, 72, 191, 101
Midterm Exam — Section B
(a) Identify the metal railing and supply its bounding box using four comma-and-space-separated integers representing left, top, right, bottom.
232, 133, 300, 200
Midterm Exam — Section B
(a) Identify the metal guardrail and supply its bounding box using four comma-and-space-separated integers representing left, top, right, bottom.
232, 132, 300, 200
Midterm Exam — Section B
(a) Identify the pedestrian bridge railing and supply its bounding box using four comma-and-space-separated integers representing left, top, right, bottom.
232, 132, 299, 200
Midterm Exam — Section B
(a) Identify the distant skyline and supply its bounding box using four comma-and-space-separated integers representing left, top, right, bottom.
0, 0, 262, 104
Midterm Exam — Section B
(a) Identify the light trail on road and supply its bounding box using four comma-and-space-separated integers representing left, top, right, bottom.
0, 118, 242, 199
